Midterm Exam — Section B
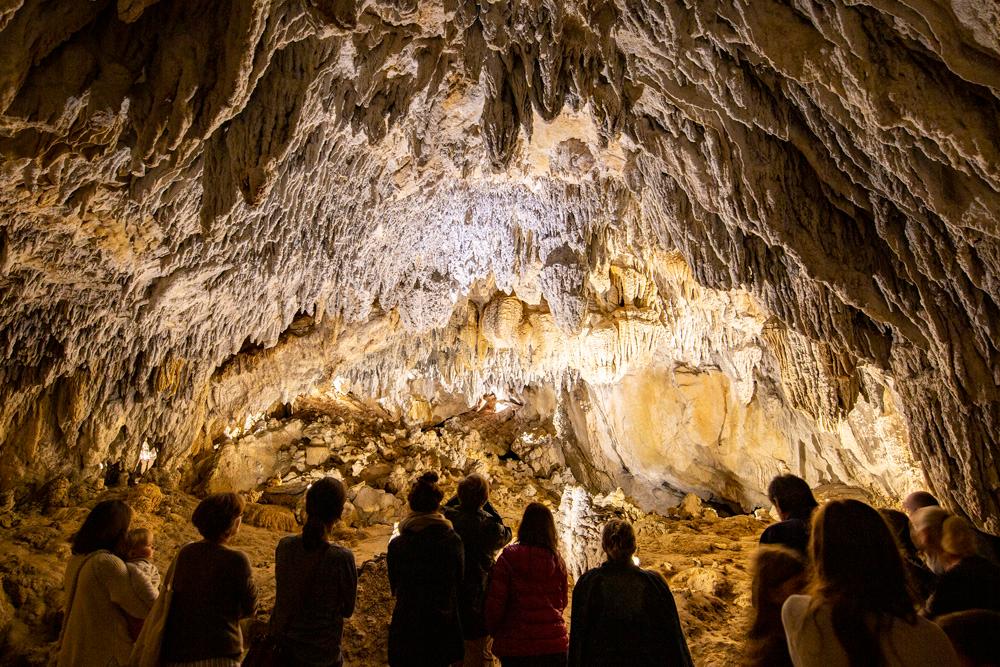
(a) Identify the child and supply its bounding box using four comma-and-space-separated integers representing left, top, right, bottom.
745, 545, 807, 667
123, 527, 161, 640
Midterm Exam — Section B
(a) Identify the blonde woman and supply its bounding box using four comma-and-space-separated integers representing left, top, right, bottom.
913, 508, 1000, 618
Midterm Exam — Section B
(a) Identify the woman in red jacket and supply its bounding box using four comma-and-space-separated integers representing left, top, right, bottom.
485, 502, 569, 666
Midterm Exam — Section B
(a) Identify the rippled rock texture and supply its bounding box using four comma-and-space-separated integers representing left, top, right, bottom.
1, 1, 998, 528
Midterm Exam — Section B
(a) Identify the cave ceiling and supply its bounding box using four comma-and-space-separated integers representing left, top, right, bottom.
1, 0, 999, 529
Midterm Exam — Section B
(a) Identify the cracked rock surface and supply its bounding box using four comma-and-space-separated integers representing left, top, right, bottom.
1, 1, 999, 529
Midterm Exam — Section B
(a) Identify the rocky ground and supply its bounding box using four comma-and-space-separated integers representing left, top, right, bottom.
0, 395, 767, 666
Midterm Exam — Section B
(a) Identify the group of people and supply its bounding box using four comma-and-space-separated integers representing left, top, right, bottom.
386, 471, 693, 667
58, 480, 353, 667
748, 474, 1000, 667
56, 471, 693, 667
55, 470, 1000, 667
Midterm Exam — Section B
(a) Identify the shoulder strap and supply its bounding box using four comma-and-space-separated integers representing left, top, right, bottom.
159, 546, 183, 594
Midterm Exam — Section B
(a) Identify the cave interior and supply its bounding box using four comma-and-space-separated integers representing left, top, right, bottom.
1, 0, 1000, 663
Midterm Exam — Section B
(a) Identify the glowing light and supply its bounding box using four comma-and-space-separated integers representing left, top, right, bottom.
632, 555, 641, 566
138, 440, 157, 463
223, 411, 265, 439
391, 521, 400, 540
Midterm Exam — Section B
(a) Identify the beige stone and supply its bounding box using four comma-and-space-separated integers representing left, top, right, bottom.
0, 0, 997, 532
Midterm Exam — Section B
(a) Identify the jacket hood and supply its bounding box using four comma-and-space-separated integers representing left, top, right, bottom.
399, 511, 453, 534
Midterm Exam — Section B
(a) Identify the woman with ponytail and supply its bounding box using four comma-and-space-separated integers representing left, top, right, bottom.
387, 471, 464, 666
271, 477, 357, 666
781, 499, 958, 666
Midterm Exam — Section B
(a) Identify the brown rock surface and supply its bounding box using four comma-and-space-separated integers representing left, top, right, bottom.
1, 1, 999, 531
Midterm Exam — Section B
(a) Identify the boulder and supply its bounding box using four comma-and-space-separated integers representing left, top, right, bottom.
128, 483, 164, 514
204, 420, 304, 493
349, 484, 402, 526
243, 503, 298, 532
678, 493, 704, 520
359, 463, 393, 489
305, 445, 330, 467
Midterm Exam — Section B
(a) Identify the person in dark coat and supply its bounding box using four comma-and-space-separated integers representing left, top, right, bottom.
936, 609, 1000, 667
443, 473, 512, 666
880, 508, 937, 604
387, 471, 464, 667
759, 474, 818, 555
161, 493, 258, 665
568, 519, 693, 667
486, 502, 569, 666
272, 477, 358, 667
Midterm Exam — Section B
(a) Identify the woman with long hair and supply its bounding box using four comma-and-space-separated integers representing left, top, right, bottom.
387, 471, 465, 666
486, 502, 569, 666
781, 499, 959, 666
160, 492, 258, 666
915, 509, 1000, 618
744, 545, 807, 667
271, 477, 358, 666
58, 499, 157, 666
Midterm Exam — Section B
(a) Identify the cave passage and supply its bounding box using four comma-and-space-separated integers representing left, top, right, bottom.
3, 0, 1000, 663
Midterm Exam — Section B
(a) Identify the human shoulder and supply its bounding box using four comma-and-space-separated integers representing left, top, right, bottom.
325, 542, 355, 565
440, 524, 463, 547
638, 566, 672, 592
276, 534, 301, 554
215, 544, 252, 573
89, 550, 128, 577
896, 616, 960, 663
781, 594, 814, 632
575, 566, 601, 589
495, 543, 519, 564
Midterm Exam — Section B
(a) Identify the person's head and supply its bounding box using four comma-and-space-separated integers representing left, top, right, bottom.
457, 473, 490, 509
941, 515, 979, 562
125, 527, 154, 559
407, 471, 444, 513
880, 508, 920, 558
936, 610, 1000, 667
192, 493, 245, 543
601, 519, 637, 563
809, 500, 914, 665
902, 490, 939, 517
751, 545, 807, 613
910, 505, 949, 554
517, 502, 560, 557
766, 475, 817, 521
71, 499, 133, 556
747, 545, 807, 650
303, 477, 347, 550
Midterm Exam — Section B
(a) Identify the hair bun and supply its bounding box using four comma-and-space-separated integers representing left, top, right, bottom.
418, 471, 439, 485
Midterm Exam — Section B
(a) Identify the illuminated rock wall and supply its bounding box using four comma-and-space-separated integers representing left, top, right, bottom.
1, 1, 998, 529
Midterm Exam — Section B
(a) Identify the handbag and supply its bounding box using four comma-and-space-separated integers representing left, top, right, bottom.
243, 542, 332, 667
241, 631, 285, 667
128, 549, 181, 667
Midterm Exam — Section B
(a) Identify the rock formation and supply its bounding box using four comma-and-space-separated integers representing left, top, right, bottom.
1, 1, 999, 529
